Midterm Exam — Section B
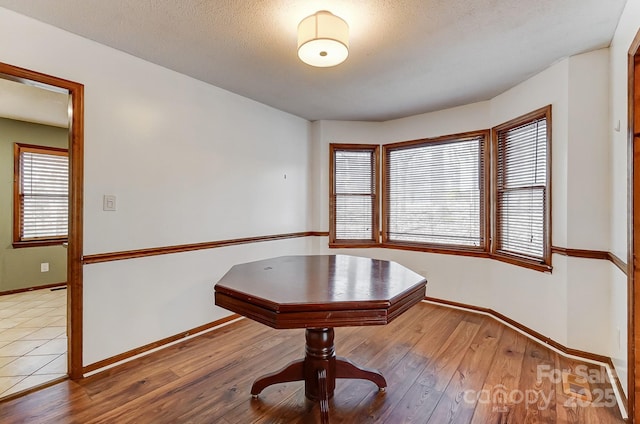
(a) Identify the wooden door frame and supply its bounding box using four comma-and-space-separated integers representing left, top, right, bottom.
0, 62, 84, 380
630, 28, 640, 423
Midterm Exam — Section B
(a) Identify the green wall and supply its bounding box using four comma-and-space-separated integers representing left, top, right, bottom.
0, 117, 68, 292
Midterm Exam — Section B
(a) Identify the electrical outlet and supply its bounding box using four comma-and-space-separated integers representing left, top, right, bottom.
40, 262, 49, 272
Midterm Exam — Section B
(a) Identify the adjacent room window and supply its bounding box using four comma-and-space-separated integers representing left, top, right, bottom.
13, 143, 69, 247
382, 131, 488, 252
492, 106, 551, 270
329, 144, 379, 246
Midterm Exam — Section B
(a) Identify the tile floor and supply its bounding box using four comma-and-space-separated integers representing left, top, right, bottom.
0, 287, 67, 398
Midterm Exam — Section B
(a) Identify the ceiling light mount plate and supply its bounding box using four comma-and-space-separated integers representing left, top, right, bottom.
297, 10, 349, 68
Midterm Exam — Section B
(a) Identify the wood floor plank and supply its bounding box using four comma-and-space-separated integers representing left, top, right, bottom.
469, 325, 528, 423
79, 318, 262, 399
309, 303, 458, 423
247, 388, 313, 424
0, 302, 626, 424
329, 306, 469, 423
68, 321, 287, 422
384, 319, 481, 422
86, 329, 303, 423
426, 315, 504, 424
0, 380, 90, 424
508, 338, 558, 424
102, 322, 366, 423
167, 319, 295, 377
554, 354, 624, 423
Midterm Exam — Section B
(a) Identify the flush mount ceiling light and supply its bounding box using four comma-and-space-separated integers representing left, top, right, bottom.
297, 10, 349, 67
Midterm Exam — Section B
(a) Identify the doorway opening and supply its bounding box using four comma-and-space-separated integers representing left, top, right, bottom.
0, 62, 83, 397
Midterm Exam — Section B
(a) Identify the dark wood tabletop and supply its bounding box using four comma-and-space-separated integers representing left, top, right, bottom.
214, 254, 427, 328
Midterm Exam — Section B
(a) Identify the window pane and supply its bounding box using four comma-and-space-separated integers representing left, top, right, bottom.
495, 109, 549, 264
498, 120, 547, 188
497, 188, 545, 258
330, 145, 378, 243
386, 136, 485, 248
18, 146, 69, 240
335, 150, 375, 195
335, 195, 373, 239
22, 196, 68, 238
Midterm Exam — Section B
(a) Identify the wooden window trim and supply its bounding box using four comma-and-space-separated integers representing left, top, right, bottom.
491, 252, 553, 273
381, 130, 490, 256
491, 105, 552, 272
12, 239, 67, 249
13, 142, 69, 248
379, 241, 492, 258
329, 109, 553, 274
329, 143, 380, 247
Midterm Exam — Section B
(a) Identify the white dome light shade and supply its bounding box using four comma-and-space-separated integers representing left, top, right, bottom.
297, 11, 349, 67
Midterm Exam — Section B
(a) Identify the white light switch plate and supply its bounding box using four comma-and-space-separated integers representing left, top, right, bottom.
103, 195, 116, 211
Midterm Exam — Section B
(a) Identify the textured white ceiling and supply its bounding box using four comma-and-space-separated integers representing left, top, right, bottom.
0, 77, 69, 128
0, 0, 628, 121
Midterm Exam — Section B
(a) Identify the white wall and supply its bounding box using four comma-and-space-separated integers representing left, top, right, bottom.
610, 267, 628, 395
383, 101, 491, 143
310, 120, 385, 233
491, 57, 570, 248
567, 50, 611, 250
0, 8, 314, 365
83, 237, 314, 364
489, 49, 614, 356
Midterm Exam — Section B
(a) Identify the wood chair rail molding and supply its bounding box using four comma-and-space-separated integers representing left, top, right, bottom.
82, 232, 627, 277
82, 231, 329, 264
551, 246, 627, 275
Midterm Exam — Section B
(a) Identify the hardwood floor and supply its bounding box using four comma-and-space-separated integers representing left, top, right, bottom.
0, 302, 625, 423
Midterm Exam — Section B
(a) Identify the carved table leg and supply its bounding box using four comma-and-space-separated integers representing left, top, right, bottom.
250, 359, 304, 397
317, 368, 329, 424
303, 328, 336, 402
335, 356, 387, 391
250, 327, 385, 423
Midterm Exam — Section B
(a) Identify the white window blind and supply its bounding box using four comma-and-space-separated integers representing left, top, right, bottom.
384, 134, 486, 248
495, 114, 548, 261
332, 146, 378, 242
17, 145, 69, 241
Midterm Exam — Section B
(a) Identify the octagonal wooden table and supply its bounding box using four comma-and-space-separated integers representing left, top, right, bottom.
214, 255, 427, 423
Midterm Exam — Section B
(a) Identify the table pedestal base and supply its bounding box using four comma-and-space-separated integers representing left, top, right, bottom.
250, 328, 387, 423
